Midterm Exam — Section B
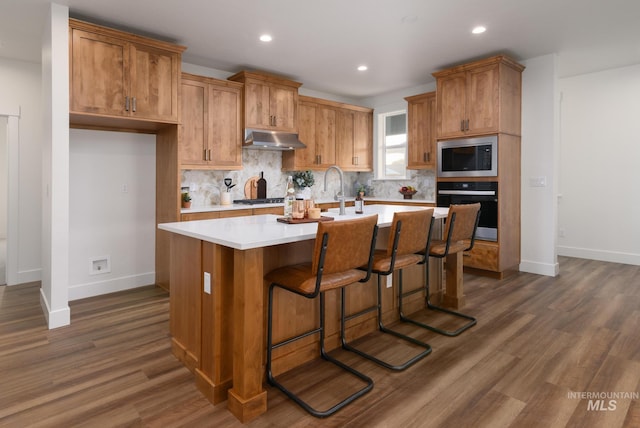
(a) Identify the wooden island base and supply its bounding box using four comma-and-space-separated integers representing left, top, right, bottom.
160, 207, 468, 422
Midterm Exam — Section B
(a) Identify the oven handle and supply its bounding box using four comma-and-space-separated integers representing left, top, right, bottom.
438, 190, 496, 196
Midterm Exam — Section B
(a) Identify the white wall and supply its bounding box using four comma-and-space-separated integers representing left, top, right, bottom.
519, 54, 560, 276
0, 117, 7, 239
557, 63, 640, 265
69, 130, 156, 300
0, 57, 42, 283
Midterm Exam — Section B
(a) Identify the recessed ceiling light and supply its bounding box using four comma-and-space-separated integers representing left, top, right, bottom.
357, 65, 368, 71
259, 34, 272, 42
472, 26, 486, 34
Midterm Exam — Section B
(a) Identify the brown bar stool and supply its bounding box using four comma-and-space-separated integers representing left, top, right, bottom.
399, 203, 480, 337
341, 209, 434, 370
264, 215, 379, 418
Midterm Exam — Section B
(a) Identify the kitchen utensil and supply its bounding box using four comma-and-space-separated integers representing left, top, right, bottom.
244, 176, 259, 199
257, 172, 267, 199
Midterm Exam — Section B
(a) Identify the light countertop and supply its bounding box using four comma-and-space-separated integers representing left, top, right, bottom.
180, 197, 436, 214
161, 204, 447, 250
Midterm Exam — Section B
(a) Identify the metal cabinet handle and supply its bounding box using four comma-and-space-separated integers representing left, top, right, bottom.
132, 97, 137, 113
208, 149, 211, 161
125, 96, 130, 112
203, 149, 207, 161
461, 120, 464, 131
465, 119, 469, 131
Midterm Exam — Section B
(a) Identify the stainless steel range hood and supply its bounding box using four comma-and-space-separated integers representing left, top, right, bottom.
243, 129, 306, 150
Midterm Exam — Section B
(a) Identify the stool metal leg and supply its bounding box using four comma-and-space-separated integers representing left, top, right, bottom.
340, 273, 432, 371
398, 259, 476, 337
266, 284, 373, 418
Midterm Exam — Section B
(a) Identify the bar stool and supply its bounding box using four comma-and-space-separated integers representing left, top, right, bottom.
264, 215, 378, 418
399, 203, 480, 337
341, 209, 434, 371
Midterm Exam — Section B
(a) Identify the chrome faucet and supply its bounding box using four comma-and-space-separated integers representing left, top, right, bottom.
324, 165, 346, 215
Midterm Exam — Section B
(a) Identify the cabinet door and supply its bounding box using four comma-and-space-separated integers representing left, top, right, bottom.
180, 79, 208, 167
270, 84, 298, 132
244, 81, 272, 129
208, 84, 242, 169
129, 43, 179, 122
315, 106, 336, 167
282, 101, 317, 170
335, 109, 354, 169
70, 29, 128, 116
353, 110, 372, 170
466, 64, 500, 135
436, 71, 467, 139
407, 92, 436, 169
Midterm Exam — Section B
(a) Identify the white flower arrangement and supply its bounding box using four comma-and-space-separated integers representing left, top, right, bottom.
292, 170, 315, 189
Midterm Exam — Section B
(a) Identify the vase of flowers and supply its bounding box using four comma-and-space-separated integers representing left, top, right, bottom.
292, 170, 315, 199
399, 185, 417, 199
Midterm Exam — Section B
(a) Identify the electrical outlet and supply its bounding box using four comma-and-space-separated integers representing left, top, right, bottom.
89, 256, 111, 275
386, 274, 393, 288
529, 176, 547, 187
204, 272, 211, 294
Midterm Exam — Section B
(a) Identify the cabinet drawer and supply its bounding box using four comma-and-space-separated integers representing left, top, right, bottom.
463, 241, 499, 271
253, 207, 284, 215
181, 212, 220, 221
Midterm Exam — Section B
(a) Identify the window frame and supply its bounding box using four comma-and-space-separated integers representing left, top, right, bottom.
376, 109, 408, 180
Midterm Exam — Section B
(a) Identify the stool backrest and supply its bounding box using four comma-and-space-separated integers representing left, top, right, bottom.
444, 203, 481, 243
386, 209, 434, 257
312, 215, 378, 276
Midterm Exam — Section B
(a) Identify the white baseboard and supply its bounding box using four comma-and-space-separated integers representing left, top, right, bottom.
557, 246, 640, 266
39, 288, 70, 329
519, 260, 559, 277
68, 272, 156, 301
16, 268, 42, 285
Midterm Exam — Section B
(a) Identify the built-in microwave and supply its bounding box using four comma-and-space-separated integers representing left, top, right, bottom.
437, 135, 498, 178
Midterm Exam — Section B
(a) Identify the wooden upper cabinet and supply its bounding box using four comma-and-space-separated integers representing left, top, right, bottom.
405, 91, 436, 169
433, 55, 524, 139
179, 73, 243, 170
69, 18, 185, 131
344, 110, 373, 171
282, 96, 373, 172
228, 70, 301, 133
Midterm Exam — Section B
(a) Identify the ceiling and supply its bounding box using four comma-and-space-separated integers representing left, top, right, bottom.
1, 0, 640, 99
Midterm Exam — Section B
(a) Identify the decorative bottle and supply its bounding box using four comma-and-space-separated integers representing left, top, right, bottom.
355, 191, 364, 214
284, 176, 295, 219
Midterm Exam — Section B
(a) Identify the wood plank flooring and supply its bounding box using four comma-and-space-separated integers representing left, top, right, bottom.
1, 256, 638, 427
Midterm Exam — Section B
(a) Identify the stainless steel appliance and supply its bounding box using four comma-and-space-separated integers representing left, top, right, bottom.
437, 181, 498, 241
437, 135, 497, 178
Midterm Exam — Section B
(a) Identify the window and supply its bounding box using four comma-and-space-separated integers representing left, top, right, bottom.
377, 111, 407, 179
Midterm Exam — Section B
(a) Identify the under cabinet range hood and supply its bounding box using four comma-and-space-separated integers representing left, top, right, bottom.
243, 129, 306, 150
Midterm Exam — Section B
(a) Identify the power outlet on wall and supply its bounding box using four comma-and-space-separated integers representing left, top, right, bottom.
89, 256, 111, 275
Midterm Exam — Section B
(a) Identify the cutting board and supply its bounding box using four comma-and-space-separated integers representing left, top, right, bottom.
244, 176, 259, 199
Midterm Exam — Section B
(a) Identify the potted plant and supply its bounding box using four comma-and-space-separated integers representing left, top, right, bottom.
181, 192, 192, 208
292, 170, 315, 199
399, 185, 417, 199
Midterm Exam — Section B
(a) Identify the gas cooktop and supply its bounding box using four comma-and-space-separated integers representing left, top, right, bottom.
233, 198, 284, 205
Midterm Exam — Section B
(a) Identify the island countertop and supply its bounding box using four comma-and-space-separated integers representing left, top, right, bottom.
160, 204, 448, 250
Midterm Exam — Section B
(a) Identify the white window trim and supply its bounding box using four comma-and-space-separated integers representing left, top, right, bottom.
375, 109, 408, 180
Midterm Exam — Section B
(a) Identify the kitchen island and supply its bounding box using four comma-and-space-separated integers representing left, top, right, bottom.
158, 204, 452, 422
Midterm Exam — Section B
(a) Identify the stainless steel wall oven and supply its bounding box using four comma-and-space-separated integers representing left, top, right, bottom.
437, 181, 498, 241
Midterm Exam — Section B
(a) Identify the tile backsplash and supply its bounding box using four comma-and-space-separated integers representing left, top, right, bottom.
181, 150, 435, 206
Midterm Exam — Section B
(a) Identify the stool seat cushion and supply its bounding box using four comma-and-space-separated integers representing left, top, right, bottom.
428, 239, 471, 257
265, 262, 369, 295
370, 249, 424, 273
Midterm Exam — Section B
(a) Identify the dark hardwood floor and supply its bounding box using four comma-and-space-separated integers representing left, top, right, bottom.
1, 256, 638, 427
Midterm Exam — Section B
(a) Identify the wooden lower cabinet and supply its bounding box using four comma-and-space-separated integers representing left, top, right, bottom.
463, 241, 499, 272
167, 225, 443, 410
